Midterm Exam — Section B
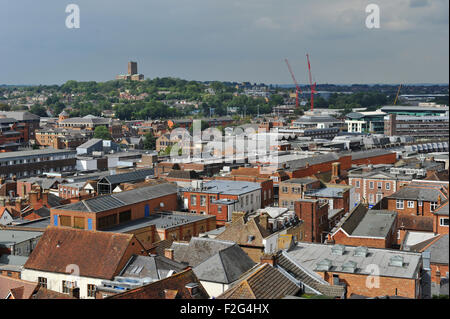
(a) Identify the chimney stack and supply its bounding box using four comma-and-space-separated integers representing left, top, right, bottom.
14, 198, 22, 213
42, 191, 49, 207
29, 191, 39, 207
332, 162, 341, 179
260, 254, 277, 267
164, 248, 174, 260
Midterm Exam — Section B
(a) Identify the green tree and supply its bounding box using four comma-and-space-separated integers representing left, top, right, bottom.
30, 105, 48, 117
93, 126, 111, 140
143, 132, 156, 150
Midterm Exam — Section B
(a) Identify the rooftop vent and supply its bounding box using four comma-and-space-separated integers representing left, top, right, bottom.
389, 255, 404, 267
316, 258, 332, 272
354, 246, 369, 257
342, 261, 357, 273
331, 244, 346, 255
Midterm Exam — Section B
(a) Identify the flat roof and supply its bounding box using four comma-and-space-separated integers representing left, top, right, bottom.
351, 210, 397, 238
0, 229, 43, 246
185, 180, 261, 195
304, 187, 346, 198
287, 242, 421, 279
0, 148, 75, 160
103, 212, 214, 232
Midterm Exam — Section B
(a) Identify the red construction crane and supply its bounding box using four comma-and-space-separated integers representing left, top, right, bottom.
306, 53, 317, 111
284, 58, 303, 109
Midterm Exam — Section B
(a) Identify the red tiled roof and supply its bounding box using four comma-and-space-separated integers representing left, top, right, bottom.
24, 226, 144, 280
0, 275, 38, 299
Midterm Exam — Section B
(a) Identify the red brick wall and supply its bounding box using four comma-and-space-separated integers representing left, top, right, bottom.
351, 153, 397, 166
50, 192, 178, 230
331, 229, 395, 249
387, 199, 435, 217
319, 271, 420, 299
295, 200, 329, 243
434, 215, 449, 234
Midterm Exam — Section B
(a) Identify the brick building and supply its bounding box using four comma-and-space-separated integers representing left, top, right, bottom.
329, 204, 398, 249
50, 183, 178, 231
294, 199, 329, 243
286, 242, 423, 299
0, 149, 76, 179
182, 180, 262, 226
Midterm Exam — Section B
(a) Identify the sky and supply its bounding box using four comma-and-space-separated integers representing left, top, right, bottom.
0, 0, 448, 85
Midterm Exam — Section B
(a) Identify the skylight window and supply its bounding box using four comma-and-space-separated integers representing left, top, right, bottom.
354, 246, 369, 257
331, 244, 346, 255
389, 255, 404, 267
316, 259, 332, 272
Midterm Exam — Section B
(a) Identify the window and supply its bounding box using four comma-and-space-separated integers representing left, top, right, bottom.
190, 195, 197, 206
418, 201, 423, 207
119, 210, 131, 223
369, 181, 374, 189
440, 218, 449, 227
282, 186, 288, 193
59, 215, 71, 227
376, 194, 382, 203
62, 281, 70, 294
396, 200, 404, 210
430, 202, 438, 212
200, 195, 206, 207
377, 182, 382, 189
355, 180, 360, 188
369, 194, 374, 204
407, 201, 415, 208
97, 214, 117, 229
87, 284, 96, 297
218, 206, 222, 213
385, 183, 390, 190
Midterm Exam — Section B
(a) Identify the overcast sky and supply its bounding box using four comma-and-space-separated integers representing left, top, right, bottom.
1, 0, 448, 85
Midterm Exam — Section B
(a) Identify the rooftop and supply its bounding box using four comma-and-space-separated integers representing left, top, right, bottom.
287, 242, 422, 279
54, 182, 177, 213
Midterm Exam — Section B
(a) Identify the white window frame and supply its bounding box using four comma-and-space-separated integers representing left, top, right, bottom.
407, 201, 415, 208
385, 183, 390, 190
439, 217, 448, 227
369, 181, 374, 189
430, 202, 438, 212
396, 199, 404, 210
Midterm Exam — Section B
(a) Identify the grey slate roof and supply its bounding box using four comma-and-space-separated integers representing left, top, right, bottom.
193, 245, 256, 284
171, 237, 236, 267
119, 254, 186, 280
55, 183, 177, 213
336, 205, 397, 239
77, 138, 102, 149
99, 168, 154, 185
277, 251, 345, 298
0, 111, 40, 121
387, 184, 447, 202
434, 201, 449, 216
422, 234, 449, 265
287, 242, 422, 279
185, 180, 261, 196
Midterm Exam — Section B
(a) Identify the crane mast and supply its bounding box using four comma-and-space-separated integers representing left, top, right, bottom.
285, 58, 302, 109
306, 53, 317, 111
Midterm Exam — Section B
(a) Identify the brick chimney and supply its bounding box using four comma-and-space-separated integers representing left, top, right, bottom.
164, 248, 174, 260
331, 162, 341, 179
42, 191, 49, 207
29, 191, 38, 207
260, 254, 277, 267
14, 198, 22, 213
